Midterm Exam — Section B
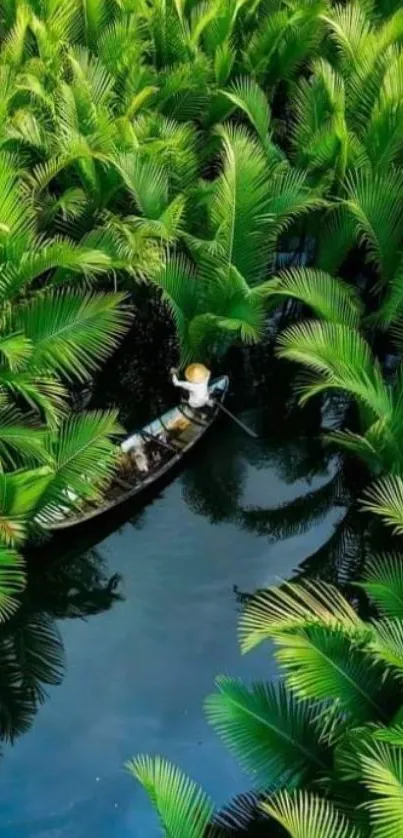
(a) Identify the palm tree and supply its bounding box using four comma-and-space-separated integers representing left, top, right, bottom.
0, 0, 330, 362
130, 552, 403, 836
151, 126, 323, 361
0, 151, 130, 619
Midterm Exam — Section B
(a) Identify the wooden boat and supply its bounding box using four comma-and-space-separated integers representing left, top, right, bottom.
43, 376, 229, 533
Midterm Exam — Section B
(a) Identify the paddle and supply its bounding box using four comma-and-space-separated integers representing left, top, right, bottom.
215, 401, 259, 439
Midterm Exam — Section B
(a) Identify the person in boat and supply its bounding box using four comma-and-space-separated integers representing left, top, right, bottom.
133, 441, 149, 473
171, 364, 211, 409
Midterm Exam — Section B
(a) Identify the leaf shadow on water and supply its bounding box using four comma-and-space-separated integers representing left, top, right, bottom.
0, 549, 123, 754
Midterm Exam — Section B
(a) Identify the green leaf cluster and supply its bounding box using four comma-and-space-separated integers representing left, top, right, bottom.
131, 553, 403, 837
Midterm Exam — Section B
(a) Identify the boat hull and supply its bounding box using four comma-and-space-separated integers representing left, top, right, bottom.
44, 376, 229, 534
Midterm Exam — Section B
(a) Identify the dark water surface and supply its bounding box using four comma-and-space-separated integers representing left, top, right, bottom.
0, 405, 348, 837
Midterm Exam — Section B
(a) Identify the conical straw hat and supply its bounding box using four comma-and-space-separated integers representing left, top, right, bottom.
185, 363, 210, 383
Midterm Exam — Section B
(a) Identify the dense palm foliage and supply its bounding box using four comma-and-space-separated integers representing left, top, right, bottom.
2, 0, 403, 827
0, 0, 402, 556
132, 553, 403, 837
6, 0, 403, 361
0, 152, 129, 619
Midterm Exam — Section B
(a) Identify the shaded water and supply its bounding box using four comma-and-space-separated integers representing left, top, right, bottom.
0, 330, 367, 836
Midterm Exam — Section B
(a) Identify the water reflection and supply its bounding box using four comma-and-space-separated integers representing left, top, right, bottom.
0, 347, 375, 835
0, 551, 121, 749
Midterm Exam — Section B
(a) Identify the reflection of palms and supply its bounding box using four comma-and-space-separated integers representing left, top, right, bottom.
181, 401, 329, 525
237, 457, 370, 590
0, 551, 121, 747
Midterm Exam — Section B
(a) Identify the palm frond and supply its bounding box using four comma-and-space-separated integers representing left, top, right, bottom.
273, 624, 390, 722
17, 291, 130, 383
37, 410, 122, 524
261, 168, 324, 246
81, 0, 111, 50
0, 545, 25, 623
276, 320, 391, 418
322, 3, 372, 70
315, 208, 356, 275
211, 124, 273, 286
361, 477, 403, 534
0, 406, 50, 468
3, 240, 113, 298
262, 789, 360, 838
127, 756, 214, 838
0, 466, 54, 546
221, 76, 272, 153
364, 47, 403, 168
358, 553, 403, 617
239, 580, 362, 654
369, 617, 403, 674
375, 255, 403, 327
115, 152, 170, 220
0, 151, 34, 244
360, 740, 403, 836
205, 678, 330, 787
150, 253, 199, 359
261, 268, 361, 326
0, 334, 32, 370
325, 427, 385, 472
344, 168, 403, 283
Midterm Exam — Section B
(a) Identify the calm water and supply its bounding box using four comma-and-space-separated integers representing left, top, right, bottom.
0, 406, 348, 837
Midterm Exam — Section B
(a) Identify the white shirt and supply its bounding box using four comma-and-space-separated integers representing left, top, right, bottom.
172, 373, 210, 408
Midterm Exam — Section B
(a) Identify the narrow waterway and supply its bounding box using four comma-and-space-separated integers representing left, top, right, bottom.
0, 408, 346, 837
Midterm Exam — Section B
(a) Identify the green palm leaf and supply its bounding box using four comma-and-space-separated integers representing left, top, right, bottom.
17, 291, 130, 383
325, 427, 385, 472
315, 208, 356, 275
0, 546, 25, 623
344, 168, 403, 283
361, 477, 403, 534
37, 410, 122, 523
374, 724, 403, 748
360, 740, 403, 837
0, 370, 66, 429
364, 47, 403, 168
0, 334, 32, 370
0, 406, 50, 468
0, 467, 54, 546
127, 756, 215, 838
262, 790, 360, 838
276, 320, 391, 418
151, 254, 199, 361
0, 151, 34, 243
376, 256, 403, 327
6, 240, 113, 296
358, 553, 403, 617
81, 0, 110, 50
205, 677, 330, 787
115, 153, 170, 220
220, 76, 273, 153
261, 268, 361, 326
260, 168, 324, 245
369, 618, 403, 674
322, 3, 371, 72
211, 124, 273, 285
273, 625, 390, 722
239, 580, 363, 654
